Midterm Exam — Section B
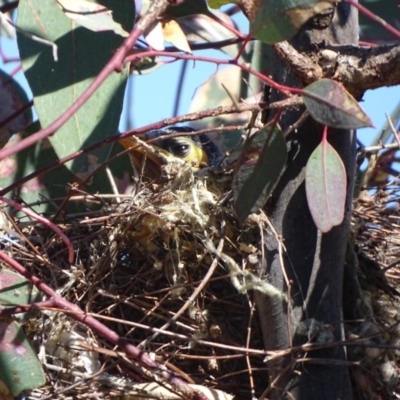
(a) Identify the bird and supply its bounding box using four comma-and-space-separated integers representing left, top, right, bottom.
119, 126, 223, 178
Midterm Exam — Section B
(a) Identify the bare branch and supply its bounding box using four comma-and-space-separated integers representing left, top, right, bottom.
273, 40, 400, 99
331, 43, 400, 98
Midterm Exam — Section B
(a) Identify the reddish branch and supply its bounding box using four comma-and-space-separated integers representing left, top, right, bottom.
0, 196, 74, 263
0, 98, 305, 196
127, 50, 294, 95
0, 0, 170, 163
0, 250, 209, 400
1, 1, 399, 167
346, 0, 400, 41
0, 2, 399, 399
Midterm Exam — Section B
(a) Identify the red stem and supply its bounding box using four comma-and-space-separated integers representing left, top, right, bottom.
346, 0, 400, 41
0, 103, 266, 196
322, 125, 328, 142
0, 250, 208, 400
127, 50, 294, 95
0, 196, 74, 263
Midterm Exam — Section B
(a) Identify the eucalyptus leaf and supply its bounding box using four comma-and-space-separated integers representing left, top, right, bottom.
306, 139, 347, 232
17, 0, 134, 176
234, 125, 287, 223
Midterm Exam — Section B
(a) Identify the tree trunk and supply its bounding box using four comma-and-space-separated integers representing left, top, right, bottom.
256, 4, 358, 399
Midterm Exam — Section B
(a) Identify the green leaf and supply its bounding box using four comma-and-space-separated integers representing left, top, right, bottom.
0, 270, 45, 396
0, 129, 76, 214
57, 0, 129, 37
234, 125, 287, 223
208, 0, 236, 8
305, 139, 346, 233
0, 318, 46, 396
302, 78, 374, 129
250, 0, 337, 44
0, 270, 40, 321
16, 0, 134, 176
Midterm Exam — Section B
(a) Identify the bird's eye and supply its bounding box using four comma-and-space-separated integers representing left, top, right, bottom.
170, 143, 191, 158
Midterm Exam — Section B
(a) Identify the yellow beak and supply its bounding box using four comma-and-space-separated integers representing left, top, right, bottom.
119, 137, 172, 178
120, 135, 209, 178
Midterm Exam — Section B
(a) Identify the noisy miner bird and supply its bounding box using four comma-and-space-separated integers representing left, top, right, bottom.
119, 126, 223, 178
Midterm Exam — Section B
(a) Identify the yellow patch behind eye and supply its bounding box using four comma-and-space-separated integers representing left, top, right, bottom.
183, 142, 209, 167
169, 137, 209, 168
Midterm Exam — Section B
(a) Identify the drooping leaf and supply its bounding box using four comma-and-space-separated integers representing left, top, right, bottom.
144, 21, 165, 50
16, 0, 134, 176
57, 0, 130, 37
0, 70, 32, 149
162, 20, 191, 53
302, 78, 374, 129
250, 0, 337, 44
305, 139, 346, 233
178, 11, 241, 59
234, 125, 287, 223
0, 317, 46, 396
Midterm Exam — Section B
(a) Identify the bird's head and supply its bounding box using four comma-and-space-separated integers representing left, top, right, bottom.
119, 126, 222, 178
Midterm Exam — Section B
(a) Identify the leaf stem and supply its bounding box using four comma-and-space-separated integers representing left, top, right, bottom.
322, 125, 328, 142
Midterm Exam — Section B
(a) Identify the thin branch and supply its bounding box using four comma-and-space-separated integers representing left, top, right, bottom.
172, 59, 188, 117
0, 196, 74, 263
361, 142, 400, 154
346, 0, 400, 41
0, 98, 302, 196
139, 219, 226, 348
0, 0, 170, 162
164, 36, 245, 52
127, 49, 294, 95
0, 250, 208, 400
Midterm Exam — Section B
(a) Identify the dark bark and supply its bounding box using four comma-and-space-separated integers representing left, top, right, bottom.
255, 4, 358, 399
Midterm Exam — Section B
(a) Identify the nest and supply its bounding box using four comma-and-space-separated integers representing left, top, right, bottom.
3, 156, 400, 399
348, 186, 400, 399
3, 160, 269, 399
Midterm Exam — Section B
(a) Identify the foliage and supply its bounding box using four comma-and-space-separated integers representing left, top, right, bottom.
0, 0, 398, 397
